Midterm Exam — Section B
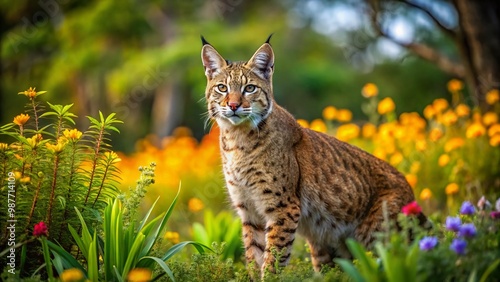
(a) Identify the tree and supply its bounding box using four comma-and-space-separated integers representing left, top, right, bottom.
368, 0, 500, 109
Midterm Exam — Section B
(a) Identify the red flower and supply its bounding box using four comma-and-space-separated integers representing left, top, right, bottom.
33, 221, 48, 237
491, 211, 500, 219
401, 201, 422, 216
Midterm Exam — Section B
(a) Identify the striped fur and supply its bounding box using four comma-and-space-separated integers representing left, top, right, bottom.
201, 40, 419, 279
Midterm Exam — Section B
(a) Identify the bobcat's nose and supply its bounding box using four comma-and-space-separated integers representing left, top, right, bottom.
228, 102, 240, 112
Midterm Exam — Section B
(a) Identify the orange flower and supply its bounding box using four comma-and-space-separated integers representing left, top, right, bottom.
59, 268, 85, 282
322, 106, 337, 121
429, 128, 443, 142
490, 134, 500, 147
445, 183, 459, 195
389, 152, 403, 166
482, 112, 498, 126
18, 87, 46, 99
444, 138, 465, 152
296, 119, 309, 128
423, 105, 436, 120
438, 154, 450, 167
405, 174, 418, 189
188, 197, 204, 212
373, 148, 386, 160
440, 110, 458, 126
13, 114, 30, 126
419, 188, 432, 200
415, 139, 427, 151
127, 268, 152, 282
486, 89, 499, 105
310, 119, 327, 133
336, 123, 360, 142
362, 123, 377, 139
362, 83, 379, 98
455, 104, 470, 117
488, 124, 500, 137
336, 109, 353, 123
466, 123, 486, 138
377, 97, 396, 115
432, 98, 449, 113
447, 79, 463, 92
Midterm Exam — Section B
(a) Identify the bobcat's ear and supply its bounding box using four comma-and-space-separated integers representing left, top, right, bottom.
201, 43, 227, 80
247, 43, 274, 80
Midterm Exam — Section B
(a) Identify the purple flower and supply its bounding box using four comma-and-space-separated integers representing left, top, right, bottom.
445, 216, 462, 232
419, 236, 438, 251
450, 238, 467, 255
460, 201, 476, 215
458, 223, 477, 238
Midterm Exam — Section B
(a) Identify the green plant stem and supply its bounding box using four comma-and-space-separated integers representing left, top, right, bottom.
40, 237, 54, 281
26, 175, 44, 232
59, 145, 78, 242
30, 98, 39, 131
83, 126, 104, 206
47, 154, 60, 230
91, 161, 111, 208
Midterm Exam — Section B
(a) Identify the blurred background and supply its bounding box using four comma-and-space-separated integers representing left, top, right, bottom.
5, 0, 497, 151
2, 0, 500, 234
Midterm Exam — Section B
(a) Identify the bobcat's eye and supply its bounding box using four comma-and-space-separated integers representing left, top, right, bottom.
243, 84, 257, 94
216, 84, 228, 93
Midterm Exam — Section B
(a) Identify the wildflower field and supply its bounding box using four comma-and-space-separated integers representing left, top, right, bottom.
1, 83, 500, 281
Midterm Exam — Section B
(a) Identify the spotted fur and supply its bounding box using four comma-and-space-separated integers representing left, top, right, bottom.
201, 38, 420, 278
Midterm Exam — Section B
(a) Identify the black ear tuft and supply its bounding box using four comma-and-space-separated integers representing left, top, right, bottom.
201, 35, 210, 46
265, 33, 274, 45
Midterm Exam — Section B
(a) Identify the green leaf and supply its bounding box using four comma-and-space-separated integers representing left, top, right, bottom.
122, 232, 146, 278
161, 241, 211, 262
480, 259, 500, 282
139, 256, 175, 282
87, 232, 99, 282
46, 240, 86, 275
335, 258, 366, 282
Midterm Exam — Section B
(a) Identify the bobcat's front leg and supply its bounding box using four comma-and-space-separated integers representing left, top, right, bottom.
236, 205, 266, 276
261, 201, 301, 277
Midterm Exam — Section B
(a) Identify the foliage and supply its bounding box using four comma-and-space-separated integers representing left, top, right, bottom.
191, 209, 243, 261
337, 200, 500, 282
0, 88, 122, 275
46, 164, 210, 281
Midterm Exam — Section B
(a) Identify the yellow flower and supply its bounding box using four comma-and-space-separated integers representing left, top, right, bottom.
336, 109, 353, 123
188, 197, 204, 212
336, 124, 360, 142
362, 83, 378, 98
488, 124, 500, 137
373, 148, 386, 160
322, 106, 337, 121
389, 152, 403, 166
46, 137, 68, 153
455, 104, 470, 117
164, 231, 180, 244
60, 268, 85, 282
377, 97, 395, 115
429, 128, 443, 142
466, 122, 486, 138
405, 174, 418, 189
20, 176, 30, 184
486, 89, 499, 105
310, 119, 327, 133
362, 123, 377, 139
410, 161, 421, 174
438, 154, 450, 167
440, 110, 457, 126
419, 188, 432, 200
18, 87, 46, 99
445, 183, 459, 195
63, 129, 83, 140
432, 98, 449, 113
296, 119, 309, 128
0, 143, 9, 151
447, 79, 463, 92
490, 134, 500, 147
27, 134, 43, 148
482, 112, 498, 126
415, 139, 427, 151
13, 114, 30, 126
423, 105, 436, 120
444, 138, 465, 152
127, 268, 152, 282
104, 151, 121, 164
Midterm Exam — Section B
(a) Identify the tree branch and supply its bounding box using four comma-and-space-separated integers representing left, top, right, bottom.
367, 0, 465, 78
399, 0, 458, 39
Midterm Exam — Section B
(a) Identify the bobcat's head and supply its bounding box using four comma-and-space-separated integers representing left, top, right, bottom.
201, 37, 274, 128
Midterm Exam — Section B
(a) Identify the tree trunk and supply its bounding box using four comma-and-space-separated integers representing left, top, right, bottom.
454, 0, 500, 108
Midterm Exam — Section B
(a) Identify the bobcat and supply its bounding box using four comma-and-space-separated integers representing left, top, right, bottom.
201, 36, 421, 277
